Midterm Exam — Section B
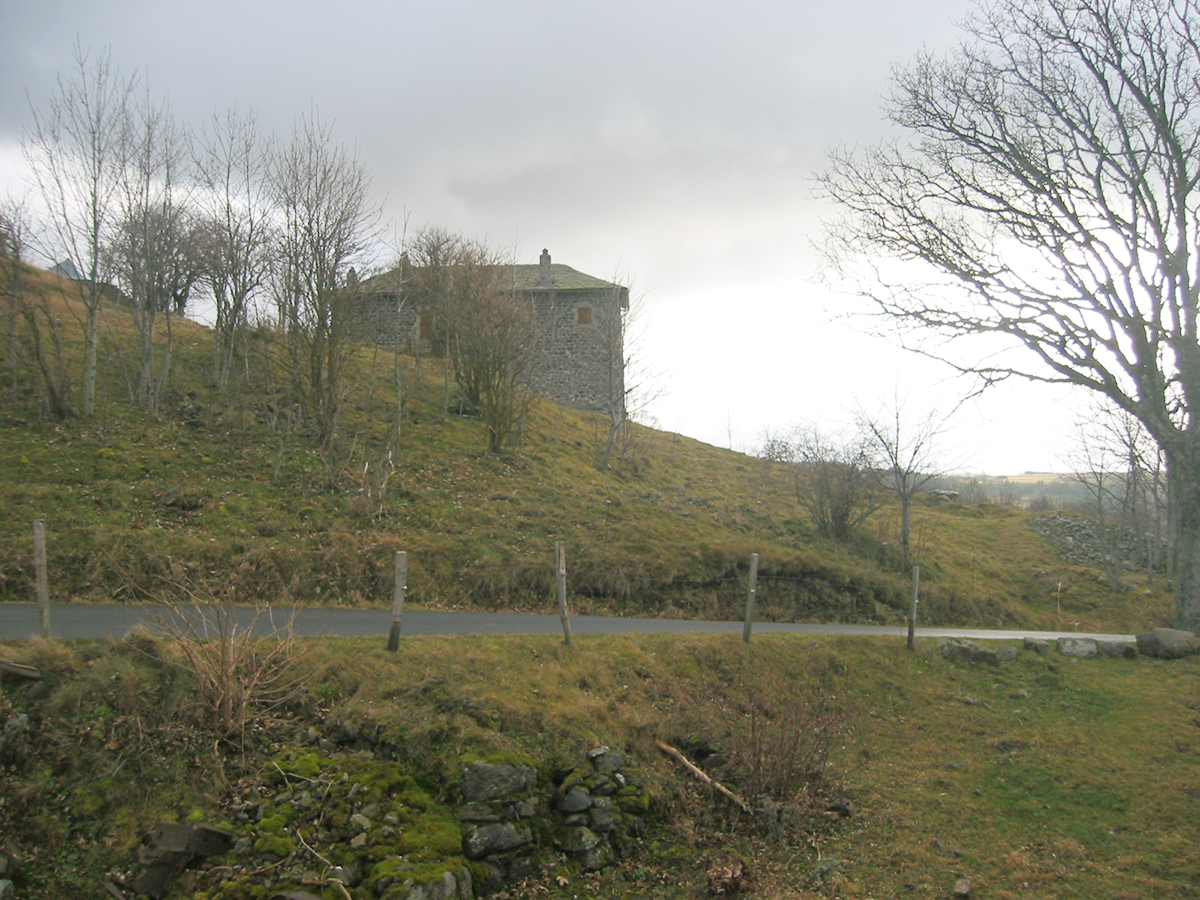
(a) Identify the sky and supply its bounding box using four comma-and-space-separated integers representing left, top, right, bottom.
0, 0, 1088, 474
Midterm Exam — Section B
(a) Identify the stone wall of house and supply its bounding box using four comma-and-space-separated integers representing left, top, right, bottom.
343, 287, 625, 415
342, 294, 415, 349
526, 289, 624, 414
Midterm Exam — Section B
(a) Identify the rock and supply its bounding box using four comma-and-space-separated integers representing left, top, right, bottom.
424, 870, 458, 900
158, 486, 203, 510
1023, 637, 1050, 654
460, 762, 537, 803
1096, 640, 1137, 658
577, 842, 616, 871
511, 797, 539, 819
455, 803, 501, 823
19, 680, 52, 702
930, 839, 962, 858
349, 813, 371, 833
588, 775, 618, 796
0, 713, 29, 765
826, 798, 856, 818
559, 787, 592, 813
939, 638, 1014, 666
0, 880, 12, 900
954, 875, 973, 896
1057, 637, 1098, 658
994, 644, 1019, 663
349, 832, 368, 850
132, 823, 232, 899
462, 822, 533, 860
556, 825, 602, 854
589, 748, 625, 773
1136, 628, 1200, 659
813, 859, 841, 882
588, 808, 620, 833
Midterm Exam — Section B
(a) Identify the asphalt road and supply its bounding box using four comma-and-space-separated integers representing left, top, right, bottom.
0, 603, 1136, 643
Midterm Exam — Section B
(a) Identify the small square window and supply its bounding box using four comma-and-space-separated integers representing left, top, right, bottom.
576, 305, 592, 325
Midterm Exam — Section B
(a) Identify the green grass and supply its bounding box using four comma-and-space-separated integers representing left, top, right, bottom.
2, 264, 1192, 900
0, 265, 1170, 635
1, 632, 1197, 899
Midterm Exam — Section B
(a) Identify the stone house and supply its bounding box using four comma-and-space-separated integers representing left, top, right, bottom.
348, 249, 628, 414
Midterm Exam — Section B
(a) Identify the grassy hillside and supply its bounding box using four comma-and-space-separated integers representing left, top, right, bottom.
1, 630, 1197, 899
2, 266, 1194, 900
0, 264, 1172, 634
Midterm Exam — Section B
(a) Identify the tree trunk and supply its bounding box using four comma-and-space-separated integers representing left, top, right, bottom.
84, 300, 99, 416
1167, 450, 1200, 633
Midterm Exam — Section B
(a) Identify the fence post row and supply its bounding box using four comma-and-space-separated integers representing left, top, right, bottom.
556, 541, 572, 646
386, 551, 407, 652
742, 552, 759, 644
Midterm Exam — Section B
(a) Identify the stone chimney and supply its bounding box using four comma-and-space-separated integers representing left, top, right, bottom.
538, 248, 551, 285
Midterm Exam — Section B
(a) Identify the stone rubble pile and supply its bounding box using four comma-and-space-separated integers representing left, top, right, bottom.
1029, 512, 1161, 571
940, 626, 1199, 664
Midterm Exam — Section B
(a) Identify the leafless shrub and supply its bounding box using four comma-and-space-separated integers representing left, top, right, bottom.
156, 588, 309, 741
714, 692, 845, 812
791, 427, 883, 542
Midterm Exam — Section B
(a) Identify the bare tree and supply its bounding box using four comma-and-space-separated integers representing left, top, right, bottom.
23, 42, 138, 416
453, 287, 541, 453
857, 400, 952, 572
404, 228, 541, 453
592, 278, 664, 470
1, 199, 75, 419
193, 106, 275, 392
108, 90, 201, 412
777, 426, 883, 543
819, 0, 1200, 630
268, 109, 378, 447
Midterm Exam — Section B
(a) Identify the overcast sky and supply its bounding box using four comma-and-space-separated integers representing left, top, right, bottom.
0, 0, 1087, 473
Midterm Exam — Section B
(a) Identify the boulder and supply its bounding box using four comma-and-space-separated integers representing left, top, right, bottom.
588, 747, 625, 773
939, 638, 1015, 666
460, 762, 536, 803
1023, 637, 1051, 654
559, 787, 592, 813
1057, 637, 1098, 658
1136, 628, 1200, 659
556, 825, 602, 854
462, 822, 532, 860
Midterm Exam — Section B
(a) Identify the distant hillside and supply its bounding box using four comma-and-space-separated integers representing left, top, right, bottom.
0, 264, 1171, 633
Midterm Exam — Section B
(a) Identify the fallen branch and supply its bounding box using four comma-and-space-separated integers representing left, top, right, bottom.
0, 658, 43, 681
656, 740, 753, 815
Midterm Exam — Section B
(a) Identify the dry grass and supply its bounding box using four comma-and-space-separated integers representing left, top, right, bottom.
0, 266, 1172, 636
1, 630, 1197, 898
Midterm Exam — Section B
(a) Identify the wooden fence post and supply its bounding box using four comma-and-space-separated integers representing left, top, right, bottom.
556, 541, 572, 646
742, 553, 759, 644
386, 551, 407, 652
907, 565, 920, 650
33, 520, 49, 639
